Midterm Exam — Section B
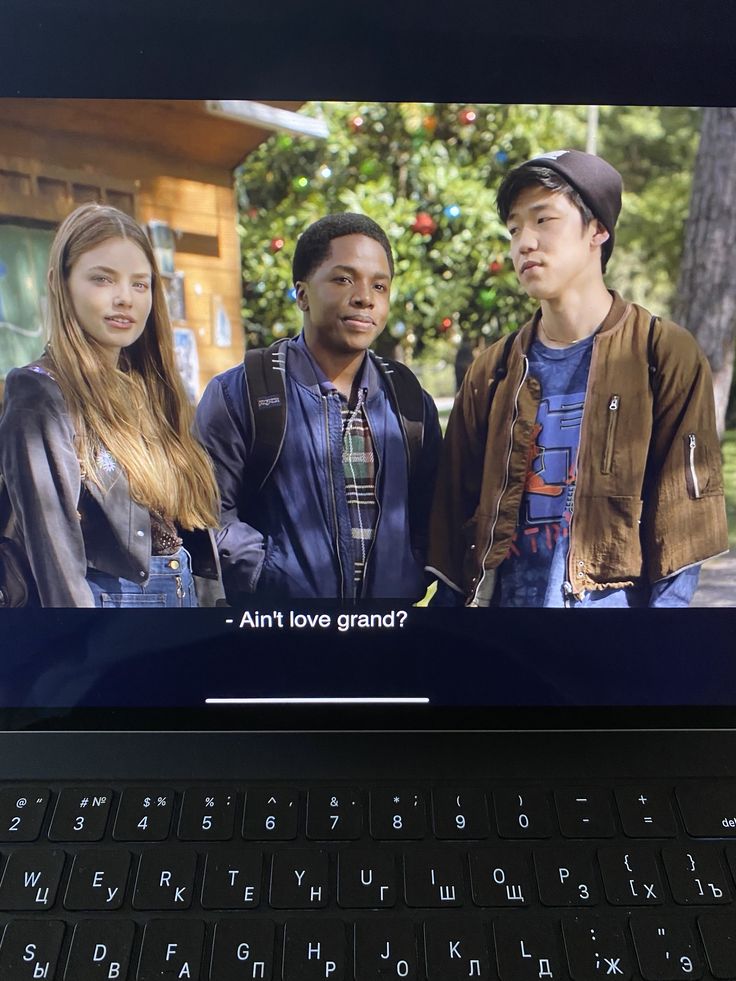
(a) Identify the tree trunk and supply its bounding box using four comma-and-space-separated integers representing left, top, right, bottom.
673, 107, 736, 439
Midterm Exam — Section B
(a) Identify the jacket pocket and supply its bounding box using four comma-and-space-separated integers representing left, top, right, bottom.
683, 432, 710, 499
600, 394, 620, 475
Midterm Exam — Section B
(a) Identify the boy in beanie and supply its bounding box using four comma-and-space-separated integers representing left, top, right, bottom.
428, 150, 728, 607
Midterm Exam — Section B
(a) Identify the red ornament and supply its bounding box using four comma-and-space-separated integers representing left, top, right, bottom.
488, 259, 504, 274
410, 212, 437, 236
247, 207, 258, 219
423, 114, 437, 134
270, 237, 285, 253
440, 317, 453, 333
349, 115, 365, 132
458, 108, 477, 125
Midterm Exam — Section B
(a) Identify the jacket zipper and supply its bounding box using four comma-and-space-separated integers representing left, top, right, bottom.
601, 394, 620, 474
470, 356, 529, 606
323, 394, 346, 599
359, 404, 381, 599
687, 433, 701, 498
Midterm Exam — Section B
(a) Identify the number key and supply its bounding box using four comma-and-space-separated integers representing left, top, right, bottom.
494, 788, 553, 839
178, 788, 235, 840
244, 788, 298, 840
307, 789, 362, 840
0, 788, 49, 842
433, 788, 489, 839
113, 788, 174, 841
48, 788, 112, 841
370, 790, 426, 839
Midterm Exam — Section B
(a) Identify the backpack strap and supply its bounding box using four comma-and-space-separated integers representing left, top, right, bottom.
242, 338, 289, 495
369, 352, 425, 479
486, 328, 519, 416
647, 314, 658, 389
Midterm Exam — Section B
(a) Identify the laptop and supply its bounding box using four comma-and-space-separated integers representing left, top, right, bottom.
1, 0, 736, 978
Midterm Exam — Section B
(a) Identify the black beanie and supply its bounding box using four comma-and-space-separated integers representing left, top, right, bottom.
526, 149, 623, 252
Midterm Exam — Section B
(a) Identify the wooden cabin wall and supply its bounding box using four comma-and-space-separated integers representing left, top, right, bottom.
0, 118, 245, 398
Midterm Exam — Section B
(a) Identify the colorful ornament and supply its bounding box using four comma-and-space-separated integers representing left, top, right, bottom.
247, 207, 259, 220
458, 108, 477, 125
292, 176, 309, 192
495, 150, 509, 164
488, 259, 504, 274
479, 288, 496, 310
392, 320, 407, 338
319, 166, 332, 179
286, 287, 297, 301
423, 114, 437, 135
411, 212, 437, 236
350, 115, 365, 132
443, 204, 461, 220
440, 317, 453, 333
270, 237, 285, 253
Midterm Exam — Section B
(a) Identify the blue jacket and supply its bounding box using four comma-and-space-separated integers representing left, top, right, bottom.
195, 334, 442, 601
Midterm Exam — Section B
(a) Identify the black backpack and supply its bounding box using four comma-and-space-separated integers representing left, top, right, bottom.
242, 338, 426, 497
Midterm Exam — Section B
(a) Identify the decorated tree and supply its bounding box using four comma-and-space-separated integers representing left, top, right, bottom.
236, 103, 700, 380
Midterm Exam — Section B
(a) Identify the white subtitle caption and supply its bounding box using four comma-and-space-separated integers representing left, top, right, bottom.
234, 610, 409, 631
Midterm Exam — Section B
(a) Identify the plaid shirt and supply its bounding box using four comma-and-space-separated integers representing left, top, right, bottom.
339, 388, 378, 594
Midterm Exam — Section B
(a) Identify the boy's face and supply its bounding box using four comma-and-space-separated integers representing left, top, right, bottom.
506, 185, 609, 301
296, 234, 391, 359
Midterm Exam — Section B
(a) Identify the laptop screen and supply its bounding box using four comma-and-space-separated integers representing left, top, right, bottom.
0, 38, 734, 731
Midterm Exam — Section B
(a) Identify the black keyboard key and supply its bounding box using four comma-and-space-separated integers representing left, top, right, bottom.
494, 789, 553, 839
354, 919, 418, 980
556, 789, 616, 838
0, 919, 65, 980
270, 849, 329, 908
615, 787, 677, 838
534, 847, 598, 906
202, 847, 262, 909
432, 789, 490, 840
132, 846, 197, 910
494, 915, 563, 981
424, 916, 492, 979
283, 918, 347, 980
0, 788, 50, 842
48, 787, 113, 841
64, 847, 130, 910
629, 914, 702, 980
244, 789, 298, 840
562, 913, 632, 980
307, 789, 363, 840
210, 919, 275, 980
468, 846, 533, 907
404, 849, 464, 907
337, 848, 397, 908
662, 843, 731, 904
178, 788, 236, 840
676, 781, 736, 837
370, 790, 426, 840
0, 848, 65, 910
137, 919, 204, 981
64, 919, 135, 980
598, 845, 664, 905
112, 788, 174, 841
698, 912, 736, 979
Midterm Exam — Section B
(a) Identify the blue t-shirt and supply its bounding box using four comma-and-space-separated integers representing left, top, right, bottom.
495, 334, 700, 608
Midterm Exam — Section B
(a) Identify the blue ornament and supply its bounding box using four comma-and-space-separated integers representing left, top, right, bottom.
286, 287, 297, 301
495, 150, 509, 163
443, 204, 461, 220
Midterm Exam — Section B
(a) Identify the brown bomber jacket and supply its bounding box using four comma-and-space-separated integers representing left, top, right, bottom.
427, 291, 729, 604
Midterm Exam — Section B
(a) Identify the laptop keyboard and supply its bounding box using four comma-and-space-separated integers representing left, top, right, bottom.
0, 780, 735, 979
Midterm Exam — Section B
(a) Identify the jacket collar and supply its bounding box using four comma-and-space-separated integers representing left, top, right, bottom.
286, 332, 381, 397
518, 290, 631, 352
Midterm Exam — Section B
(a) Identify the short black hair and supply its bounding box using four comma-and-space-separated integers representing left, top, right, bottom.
496, 164, 612, 271
292, 212, 394, 284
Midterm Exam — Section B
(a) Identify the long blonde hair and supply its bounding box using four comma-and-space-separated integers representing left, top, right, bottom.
46, 203, 219, 529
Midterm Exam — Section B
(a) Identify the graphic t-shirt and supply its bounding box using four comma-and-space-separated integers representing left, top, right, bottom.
497, 333, 595, 607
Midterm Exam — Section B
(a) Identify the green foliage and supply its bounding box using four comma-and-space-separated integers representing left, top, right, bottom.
236, 102, 700, 355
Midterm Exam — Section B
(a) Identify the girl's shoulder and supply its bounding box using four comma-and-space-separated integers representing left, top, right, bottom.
2, 360, 68, 421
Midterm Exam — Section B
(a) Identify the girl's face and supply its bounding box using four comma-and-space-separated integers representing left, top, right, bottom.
67, 236, 153, 366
